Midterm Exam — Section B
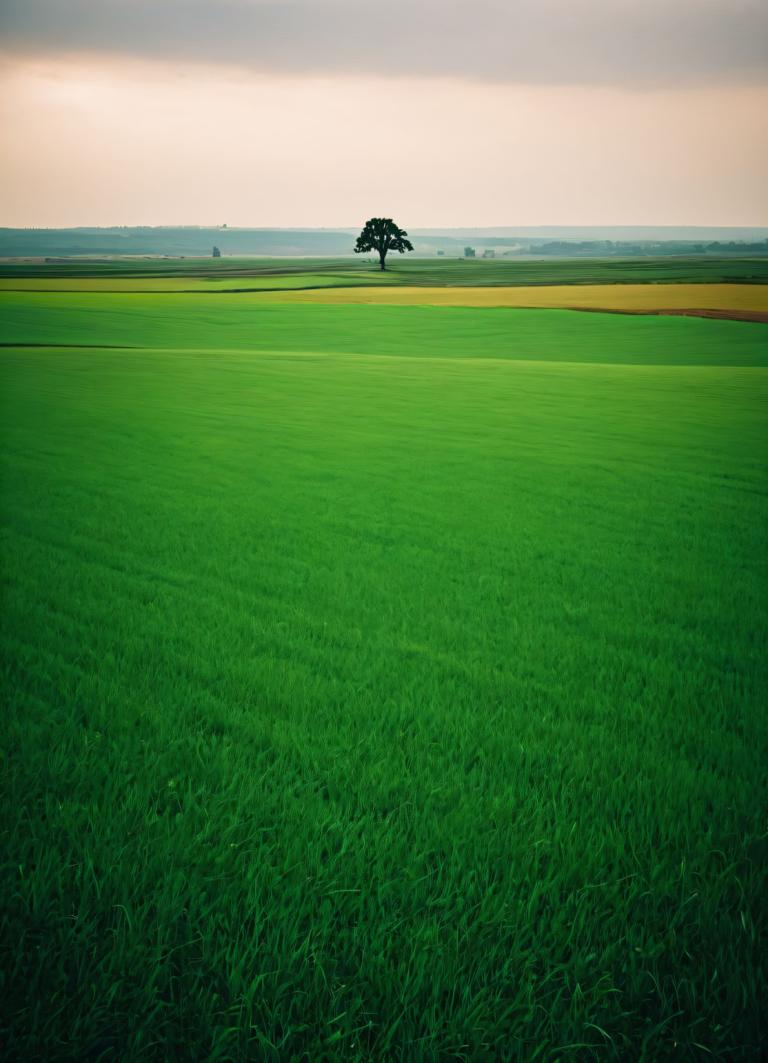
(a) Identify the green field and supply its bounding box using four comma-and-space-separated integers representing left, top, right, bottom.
3, 254, 768, 286
1, 268, 767, 1058
2, 291, 768, 366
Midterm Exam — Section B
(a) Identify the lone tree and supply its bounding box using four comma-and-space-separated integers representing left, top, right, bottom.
354, 217, 413, 271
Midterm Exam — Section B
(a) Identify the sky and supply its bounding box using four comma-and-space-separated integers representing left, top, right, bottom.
1, 0, 767, 228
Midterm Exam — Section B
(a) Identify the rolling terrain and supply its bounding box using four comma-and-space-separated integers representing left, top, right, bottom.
2, 254, 768, 286
1, 259, 767, 1059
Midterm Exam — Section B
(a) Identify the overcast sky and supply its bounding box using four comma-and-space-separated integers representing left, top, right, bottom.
1, 0, 766, 227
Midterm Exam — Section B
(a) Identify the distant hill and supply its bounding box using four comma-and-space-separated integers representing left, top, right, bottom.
1, 225, 766, 259
0, 227, 357, 258
411, 226, 768, 242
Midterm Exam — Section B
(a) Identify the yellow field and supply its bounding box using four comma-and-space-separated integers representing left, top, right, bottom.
2, 278, 765, 320
265, 283, 768, 314
0, 274, 380, 293
0, 278, 212, 292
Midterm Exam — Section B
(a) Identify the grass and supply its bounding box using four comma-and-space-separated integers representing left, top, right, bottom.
0, 272, 401, 294
2, 282, 766, 322
2, 292, 768, 366
1, 279, 767, 1059
2, 254, 767, 287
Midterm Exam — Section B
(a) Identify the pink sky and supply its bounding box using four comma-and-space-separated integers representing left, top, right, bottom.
2, 57, 766, 228
1, 0, 766, 227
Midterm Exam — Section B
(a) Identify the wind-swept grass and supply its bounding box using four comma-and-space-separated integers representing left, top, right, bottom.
1, 293, 767, 1058
2, 293, 768, 366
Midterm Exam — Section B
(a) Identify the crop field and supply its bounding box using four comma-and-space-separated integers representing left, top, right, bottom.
2, 254, 768, 287
264, 283, 768, 320
7, 280, 763, 318
0, 272, 401, 295
1, 261, 767, 1059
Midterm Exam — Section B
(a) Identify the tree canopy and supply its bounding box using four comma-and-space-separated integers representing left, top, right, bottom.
354, 217, 414, 270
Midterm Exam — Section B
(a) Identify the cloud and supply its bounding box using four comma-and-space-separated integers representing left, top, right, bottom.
3, 58, 766, 227
1, 0, 766, 88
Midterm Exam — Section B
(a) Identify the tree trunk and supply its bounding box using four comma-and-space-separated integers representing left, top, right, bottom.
379, 251, 386, 270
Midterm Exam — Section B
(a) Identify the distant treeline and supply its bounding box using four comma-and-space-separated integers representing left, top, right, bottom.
523, 239, 768, 257
1, 227, 766, 259
0, 227, 357, 258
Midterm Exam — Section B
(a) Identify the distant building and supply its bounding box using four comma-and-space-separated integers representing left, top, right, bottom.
212, 246, 221, 258
464, 246, 476, 258
482, 249, 495, 259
